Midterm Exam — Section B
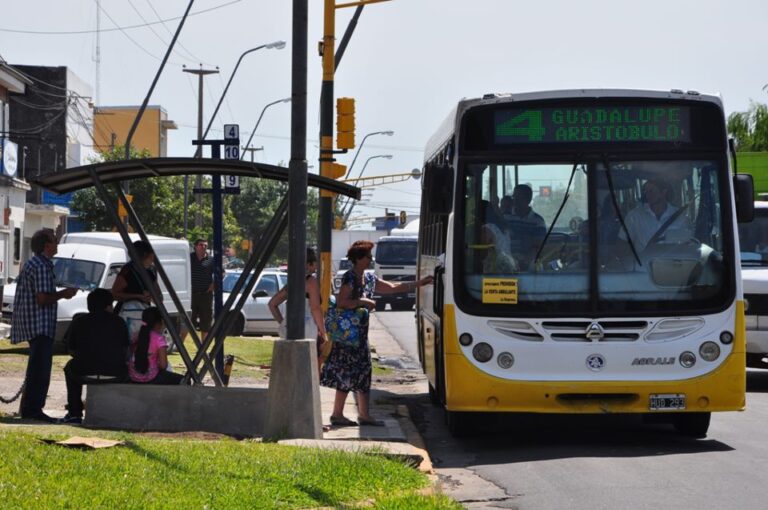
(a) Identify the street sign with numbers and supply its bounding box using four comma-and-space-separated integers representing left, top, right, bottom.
224, 124, 239, 140
224, 175, 239, 188
223, 124, 240, 161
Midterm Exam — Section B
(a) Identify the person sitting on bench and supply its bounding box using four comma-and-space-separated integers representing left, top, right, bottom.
60, 288, 130, 424
128, 307, 184, 385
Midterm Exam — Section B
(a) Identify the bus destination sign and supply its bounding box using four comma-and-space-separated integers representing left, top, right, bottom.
494, 106, 691, 144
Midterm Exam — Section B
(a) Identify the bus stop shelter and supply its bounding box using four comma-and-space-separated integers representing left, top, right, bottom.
33, 157, 360, 388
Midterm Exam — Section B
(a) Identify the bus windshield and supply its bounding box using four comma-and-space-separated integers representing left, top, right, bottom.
459, 158, 731, 315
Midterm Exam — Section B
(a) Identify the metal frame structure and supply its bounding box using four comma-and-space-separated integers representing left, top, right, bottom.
33, 158, 359, 386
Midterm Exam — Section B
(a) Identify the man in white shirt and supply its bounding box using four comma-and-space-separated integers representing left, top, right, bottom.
620, 178, 692, 251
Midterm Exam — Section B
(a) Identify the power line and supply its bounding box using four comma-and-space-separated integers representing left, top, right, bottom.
0, 0, 242, 35
96, 1, 184, 65
143, 0, 211, 66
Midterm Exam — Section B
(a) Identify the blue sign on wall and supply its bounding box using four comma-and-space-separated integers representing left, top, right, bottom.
42, 190, 74, 207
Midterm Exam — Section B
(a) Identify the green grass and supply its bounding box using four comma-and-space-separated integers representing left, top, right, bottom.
0, 430, 459, 509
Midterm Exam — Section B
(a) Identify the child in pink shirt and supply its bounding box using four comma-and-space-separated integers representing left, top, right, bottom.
128, 307, 183, 385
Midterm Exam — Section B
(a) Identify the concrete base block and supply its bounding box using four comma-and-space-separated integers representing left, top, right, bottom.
84, 384, 268, 437
265, 339, 322, 440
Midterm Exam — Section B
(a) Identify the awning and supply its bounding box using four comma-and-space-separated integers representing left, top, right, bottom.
32, 157, 361, 199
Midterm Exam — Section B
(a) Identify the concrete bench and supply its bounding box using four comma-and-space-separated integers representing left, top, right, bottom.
83, 384, 268, 437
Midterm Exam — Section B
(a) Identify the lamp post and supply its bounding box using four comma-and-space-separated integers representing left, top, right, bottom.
343, 130, 394, 180
240, 97, 292, 159
183, 40, 286, 238
341, 154, 392, 222
201, 41, 285, 141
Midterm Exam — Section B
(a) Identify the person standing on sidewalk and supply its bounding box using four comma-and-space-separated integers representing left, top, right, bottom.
11, 229, 77, 422
189, 239, 214, 341
321, 240, 432, 427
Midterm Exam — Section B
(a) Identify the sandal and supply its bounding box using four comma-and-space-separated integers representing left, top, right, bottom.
330, 415, 357, 427
357, 417, 385, 427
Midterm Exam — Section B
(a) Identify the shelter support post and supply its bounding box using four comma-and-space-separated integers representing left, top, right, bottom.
112, 182, 222, 386
189, 196, 289, 380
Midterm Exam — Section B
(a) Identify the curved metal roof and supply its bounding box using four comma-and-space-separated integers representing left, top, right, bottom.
32, 157, 361, 199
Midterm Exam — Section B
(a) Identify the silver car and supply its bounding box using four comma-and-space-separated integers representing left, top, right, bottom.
222, 269, 287, 336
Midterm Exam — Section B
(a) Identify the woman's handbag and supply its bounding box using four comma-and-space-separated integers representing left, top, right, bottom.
325, 302, 368, 348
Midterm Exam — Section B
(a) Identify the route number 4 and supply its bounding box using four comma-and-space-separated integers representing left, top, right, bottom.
496, 111, 545, 141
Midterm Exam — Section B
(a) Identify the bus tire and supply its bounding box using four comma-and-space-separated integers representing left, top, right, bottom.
445, 410, 471, 437
673, 412, 711, 438
428, 383, 441, 406
375, 301, 386, 312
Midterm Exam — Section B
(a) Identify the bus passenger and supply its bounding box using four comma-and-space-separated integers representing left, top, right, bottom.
620, 178, 692, 252
505, 184, 546, 269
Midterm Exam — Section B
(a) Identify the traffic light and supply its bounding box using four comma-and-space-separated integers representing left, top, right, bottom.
336, 97, 355, 150
329, 162, 346, 179
399, 210, 407, 226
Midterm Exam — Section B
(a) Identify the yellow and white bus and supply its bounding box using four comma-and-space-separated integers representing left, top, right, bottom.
416, 89, 754, 437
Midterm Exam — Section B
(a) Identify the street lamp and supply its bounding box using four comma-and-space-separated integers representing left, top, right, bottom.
343, 130, 394, 180
341, 154, 393, 221
184, 40, 286, 238
240, 97, 292, 159
201, 40, 286, 141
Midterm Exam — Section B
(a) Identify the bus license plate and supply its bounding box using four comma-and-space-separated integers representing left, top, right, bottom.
649, 394, 686, 411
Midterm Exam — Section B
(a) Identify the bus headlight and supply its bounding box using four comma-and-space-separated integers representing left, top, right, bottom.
472, 342, 493, 363
459, 333, 473, 346
699, 341, 721, 362
719, 331, 734, 345
497, 352, 515, 369
679, 351, 697, 368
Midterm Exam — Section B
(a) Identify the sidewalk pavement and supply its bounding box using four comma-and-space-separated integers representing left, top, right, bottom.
282, 312, 433, 472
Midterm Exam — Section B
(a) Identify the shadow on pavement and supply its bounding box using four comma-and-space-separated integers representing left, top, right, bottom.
402, 393, 735, 468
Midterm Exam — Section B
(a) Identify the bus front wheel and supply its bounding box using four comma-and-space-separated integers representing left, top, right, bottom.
445, 410, 471, 437
673, 412, 711, 438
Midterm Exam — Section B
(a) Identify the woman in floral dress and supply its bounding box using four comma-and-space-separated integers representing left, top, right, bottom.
321, 240, 432, 427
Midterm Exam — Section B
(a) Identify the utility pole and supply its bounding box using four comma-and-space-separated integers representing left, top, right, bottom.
183, 66, 219, 231
318, 0, 388, 307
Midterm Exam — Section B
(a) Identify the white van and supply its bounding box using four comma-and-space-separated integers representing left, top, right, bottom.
2, 233, 191, 343
738, 201, 768, 367
373, 234, 418, 311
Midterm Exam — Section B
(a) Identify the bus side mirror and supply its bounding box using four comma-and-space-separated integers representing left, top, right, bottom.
734, 173, 755, 223
425, 165, 454, 215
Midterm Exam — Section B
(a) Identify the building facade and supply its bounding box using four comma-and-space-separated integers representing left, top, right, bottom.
94, 105, 177, 157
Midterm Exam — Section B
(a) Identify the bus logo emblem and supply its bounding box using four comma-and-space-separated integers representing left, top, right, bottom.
586, 322, 605, 341
586, 354, 606, 371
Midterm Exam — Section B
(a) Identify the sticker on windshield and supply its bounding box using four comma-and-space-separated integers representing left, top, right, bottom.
482, 278, 518, 304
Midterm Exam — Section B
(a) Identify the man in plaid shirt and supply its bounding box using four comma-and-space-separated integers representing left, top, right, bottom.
11, 229, 77, 422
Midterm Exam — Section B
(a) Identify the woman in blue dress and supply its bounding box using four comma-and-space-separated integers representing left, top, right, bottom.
321, 240, 432, 427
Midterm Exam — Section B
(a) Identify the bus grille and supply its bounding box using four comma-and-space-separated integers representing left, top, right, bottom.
541, 321, 647, 342
488, 320, 651, 342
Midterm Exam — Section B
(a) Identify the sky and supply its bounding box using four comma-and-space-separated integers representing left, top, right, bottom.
2, 0, 768, 227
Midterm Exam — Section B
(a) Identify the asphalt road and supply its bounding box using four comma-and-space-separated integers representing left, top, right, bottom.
376, 310, 768, 510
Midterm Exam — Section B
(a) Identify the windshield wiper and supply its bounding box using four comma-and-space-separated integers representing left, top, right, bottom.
533, 161, 579, 265
602, 155, 642, 266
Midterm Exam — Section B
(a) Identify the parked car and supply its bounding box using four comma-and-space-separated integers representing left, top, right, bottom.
222, 269, 287, 336
739, 201, 768, 367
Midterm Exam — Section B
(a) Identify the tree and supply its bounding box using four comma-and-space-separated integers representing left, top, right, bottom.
727, 101, 768, 151
70, 145, 239, 241
230, 177, 319, 263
